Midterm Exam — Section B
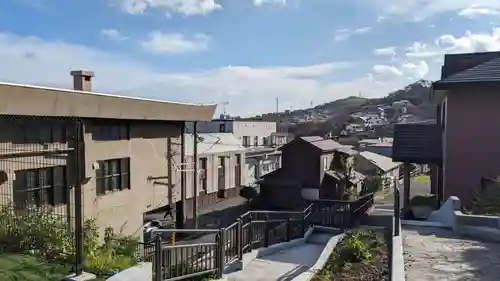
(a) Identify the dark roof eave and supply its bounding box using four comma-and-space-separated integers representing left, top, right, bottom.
433, 80, 500, 90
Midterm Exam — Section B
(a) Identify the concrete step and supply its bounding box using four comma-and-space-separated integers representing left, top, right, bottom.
306, 233, 332, 245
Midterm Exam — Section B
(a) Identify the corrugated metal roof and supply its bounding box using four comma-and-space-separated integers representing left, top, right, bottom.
359, 151, 401, 172
184, 133, 246, 156
435, 56, 500, 85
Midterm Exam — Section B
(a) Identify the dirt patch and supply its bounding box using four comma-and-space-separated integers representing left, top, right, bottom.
312, 229, 390, 281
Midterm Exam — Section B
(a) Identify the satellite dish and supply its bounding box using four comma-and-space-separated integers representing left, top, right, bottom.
0, 171, 7, 185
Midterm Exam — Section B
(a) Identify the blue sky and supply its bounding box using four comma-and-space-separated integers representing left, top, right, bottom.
0, 0, 500, 116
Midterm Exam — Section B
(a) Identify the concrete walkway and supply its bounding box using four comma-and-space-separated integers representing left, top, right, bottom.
403, 225, 500, 281
224, 233, 335, 281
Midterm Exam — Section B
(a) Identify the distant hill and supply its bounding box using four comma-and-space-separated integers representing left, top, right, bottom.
245, 79, 435, 136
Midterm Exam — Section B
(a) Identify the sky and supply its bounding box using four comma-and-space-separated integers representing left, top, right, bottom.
1, 1, 500, 116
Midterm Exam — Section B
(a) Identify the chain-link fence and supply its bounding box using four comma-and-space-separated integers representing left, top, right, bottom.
0, 115, 84, 274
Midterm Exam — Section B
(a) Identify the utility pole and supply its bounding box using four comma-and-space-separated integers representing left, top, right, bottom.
192, 121, 199, 229
222, 101, 229, 117
176, 124, 185, 229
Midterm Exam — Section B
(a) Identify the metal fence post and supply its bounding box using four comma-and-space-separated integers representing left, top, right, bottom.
220, 228, 226, 272
237, 219, 243, 261
248, 215, 254, 249
394, 187, 401, 236
286, 217, 292, 242
154, 233, 162, 281
215, 232, 223, 278
264, 214, 270, 247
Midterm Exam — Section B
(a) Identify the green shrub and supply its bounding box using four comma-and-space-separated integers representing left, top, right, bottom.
337, 231, 373, 264
410, 194, 438, 209
0, 204, 141, 277
365, 175, 383, 194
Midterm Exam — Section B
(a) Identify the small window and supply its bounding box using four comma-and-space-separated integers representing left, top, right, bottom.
242, 136, 251, 147
96, 158, 131, 195
254, 136, 258, 147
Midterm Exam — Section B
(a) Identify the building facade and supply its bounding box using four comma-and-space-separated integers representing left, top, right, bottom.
0, 70, 216, 239
187, 119, 278, 148
183, 133, 246, 211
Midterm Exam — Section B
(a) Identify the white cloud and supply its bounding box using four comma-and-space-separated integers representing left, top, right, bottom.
0, 32, 418, 116
334, 26, 372, 42
436, 28, 500, 53
372, 64, 403, 76
402, 61, 429, 78
253, 0, 286, 6
373, 46, 396, 56
405, 42, 441, 58
141, 32, 211, 54
363, 0, 500, 21
116, 0, 222, 16
458, 6, 500, 18
101, 29, 128, 41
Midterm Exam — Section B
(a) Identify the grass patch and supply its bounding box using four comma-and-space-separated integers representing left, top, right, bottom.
0, 252, 71, 281
313, 229, 389, 281
0, 252, 107, 281
414, 175, 429, 184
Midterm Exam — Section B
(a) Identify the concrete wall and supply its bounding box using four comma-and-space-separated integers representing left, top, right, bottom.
184, 151, 244, 199
82, 121, 183, 239
244, 154, 280, 186
188, 121, 277, 147
0, 119, 183, 240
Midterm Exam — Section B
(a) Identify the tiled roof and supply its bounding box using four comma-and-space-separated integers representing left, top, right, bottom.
435, 56, 500, 86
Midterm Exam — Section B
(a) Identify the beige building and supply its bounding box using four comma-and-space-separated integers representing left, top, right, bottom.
183, 133, 246, 212
0, 70, 216, 239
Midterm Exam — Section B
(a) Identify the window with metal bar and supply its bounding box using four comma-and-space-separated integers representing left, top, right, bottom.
13, 166, 67, 208
96, 158, 130, 195
22, 120, 67, 143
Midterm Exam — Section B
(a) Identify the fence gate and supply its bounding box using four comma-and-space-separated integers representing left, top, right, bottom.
0, 115, 84, 272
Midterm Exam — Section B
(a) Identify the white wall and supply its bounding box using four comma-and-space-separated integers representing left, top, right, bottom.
186, 121, 277, 147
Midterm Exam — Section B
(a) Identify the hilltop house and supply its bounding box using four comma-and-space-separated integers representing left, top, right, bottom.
258, 136, 364, 209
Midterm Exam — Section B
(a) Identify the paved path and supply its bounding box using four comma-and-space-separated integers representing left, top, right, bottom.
403, 225, 500, 281
225, 243, 325, 281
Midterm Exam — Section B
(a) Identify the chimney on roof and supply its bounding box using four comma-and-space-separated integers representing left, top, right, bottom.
70, 70, 94, 92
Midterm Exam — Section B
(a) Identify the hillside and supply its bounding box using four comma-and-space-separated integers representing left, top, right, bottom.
247, 79, 435, 136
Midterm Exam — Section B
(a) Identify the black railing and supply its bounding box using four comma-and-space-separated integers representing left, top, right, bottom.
150, 193, 374, 281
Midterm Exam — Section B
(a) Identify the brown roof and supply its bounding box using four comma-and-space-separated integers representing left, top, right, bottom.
299, 136, 345, 152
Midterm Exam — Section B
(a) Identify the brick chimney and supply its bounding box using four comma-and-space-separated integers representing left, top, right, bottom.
70, 70, 94, 92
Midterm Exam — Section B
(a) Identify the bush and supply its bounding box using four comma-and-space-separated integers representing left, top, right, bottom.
410, 194, 438, 209
0, 204, 141, 277
337, 231, 373, 264
365, 175, 383, 194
